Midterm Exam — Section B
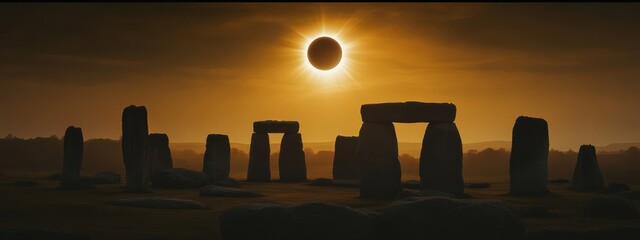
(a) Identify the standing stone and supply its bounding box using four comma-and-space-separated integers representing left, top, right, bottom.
247, 132, 270, 182
146, 133, 173, 184
509, 116, 549, 195
572, 144, 605, 191
203, 134, 231, 181
279, 133, 307, 182
357, 122, 401, 198
60, 126, 83, 189
122, 105, 149, 192
333, 136, 360, 180
420, 122, 464, 195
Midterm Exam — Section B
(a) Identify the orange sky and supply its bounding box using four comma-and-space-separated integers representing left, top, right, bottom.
1, 3, 639, 150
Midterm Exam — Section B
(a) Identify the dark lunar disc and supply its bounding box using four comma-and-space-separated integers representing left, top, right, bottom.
307, 37, 342, 70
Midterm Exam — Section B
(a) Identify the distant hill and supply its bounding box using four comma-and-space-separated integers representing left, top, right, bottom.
596, 143, 640, 152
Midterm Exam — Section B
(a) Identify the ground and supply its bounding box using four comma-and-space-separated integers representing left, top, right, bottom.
1, 174, 639, 240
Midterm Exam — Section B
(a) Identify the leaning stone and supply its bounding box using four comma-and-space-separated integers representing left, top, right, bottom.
509, 116, 550, 195
333, 136, 360, 179
584, 195, 640, 219
146, 133, 173, 184
420, 122, 464, 195
253, 120, 300, 133
93, 171, 121, 184
199, 185, 262, 197
203, 134, 230, 181
357, 122, 402, 198
600, 183, 631, 194
152, 168, 209, 189
571, 145, 605, 191
112, 197, 208, 209
379, 197, 524, 239
219, 202, 376, 240
60, 126, 83, 189
360, 102, 456, 123
524, 226, 640, 240
122, 105, 150, 192
0, 227, 92, 240
279, 133, 307, 182
247, 132, 270, 182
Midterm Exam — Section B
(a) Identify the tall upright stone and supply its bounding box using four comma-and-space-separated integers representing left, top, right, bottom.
509, 116, 549, 195
357, 122, 402, 198
146, 133, 173, 184
333, 136, 360, 180
203, 134, 231, 181
247, 132, 270, 182
279, 133, 307, 182
60, 126, 83, 189
420, 122, 463, 195
122, 105, 149, 192
572, 144, 605, 191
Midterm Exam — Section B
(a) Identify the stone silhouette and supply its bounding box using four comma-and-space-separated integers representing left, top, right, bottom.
360, 102, 456, 123
203, 134, 231, 181
509, 116, 549, 195
122, 105, 149, 192
247, 132, 270, 182
357, 102, 461, 198
59, 126, 84, 189
572, 144, 605, 191
253, 120, 299, 133
420, 122, 464, 195
279, 133, 307, 182
357, 122, 402, 198
248, 120, 306, 182
332, 136, 360, 180
146, 133, 173, 184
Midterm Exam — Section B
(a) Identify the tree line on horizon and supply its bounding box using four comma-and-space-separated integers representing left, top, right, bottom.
1, 135, 639, 184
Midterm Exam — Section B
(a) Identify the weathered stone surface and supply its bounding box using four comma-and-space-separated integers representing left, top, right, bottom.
93, 171, 121, 184
509, 116, 549, 195
572, 145, 605, 191
584, 195, 640, 219
332, 136, 360, 180
146, 133, 173, 184
253, 120, 299, 133
524, 226, 640, 240
220, 202, 376, 240
357, 122, 402, 198
247, 132, 270, 182
360, 102, 456, 123
152, 168, 208, 189
279, 133, 307, 182
420, 122, 464, 195
60, 126, 83, 190
203, 134, 230, 181
378, 197, 524, 239
0, 227, 92, 240
122, 105, 149, 192
112, 197, 208, 209
600, 183, 631, 194
199, 185, 262, 197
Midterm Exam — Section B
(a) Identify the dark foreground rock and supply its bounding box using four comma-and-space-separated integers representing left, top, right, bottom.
211, 178, 240, 188
220, 202, 376, 240
600, 183, 631, 194
514, 205, 556, 218
0, 227, 91, 240
378, 197, 524, 239
616, 190, 640, 200
524, 226, 640, 240
151, 168, 208, 189
11, 180, 38, 187
584, 196, 639, 219
199, 185, 262, 198
92, 171, 120, 184
112, 197, 208, 209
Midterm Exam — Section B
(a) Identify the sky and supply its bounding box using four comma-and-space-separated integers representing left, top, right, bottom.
1, 3, 639, 150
